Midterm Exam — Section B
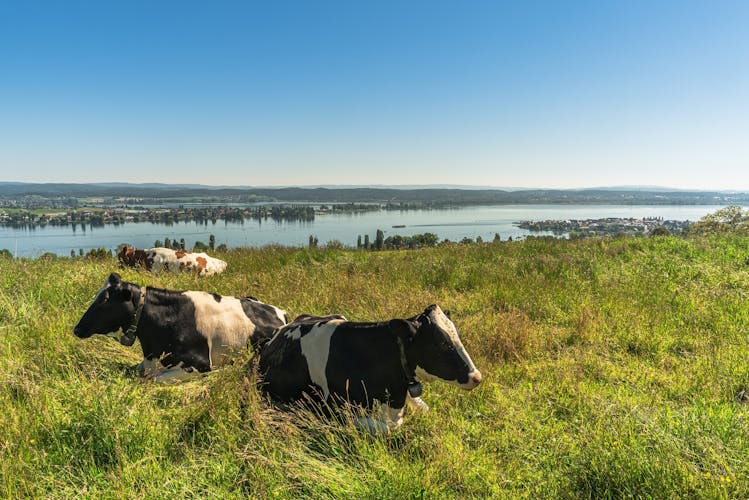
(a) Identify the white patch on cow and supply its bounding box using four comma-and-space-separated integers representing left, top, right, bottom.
414, 366, 440, 383
271, 306, 288, 325
415, 365, 481, 389
153, 363, 203, 384
297, 321, 342, 399
148, 248, 177, 273
428, 306, 480, 382
137, 358, 202, 383
182, 291, 256, 368
195, 253, 227, 276
407, 395, 429, 413
284, 327, 303, 341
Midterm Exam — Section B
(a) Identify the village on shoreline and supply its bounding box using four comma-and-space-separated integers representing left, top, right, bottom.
515, 217, 692, 237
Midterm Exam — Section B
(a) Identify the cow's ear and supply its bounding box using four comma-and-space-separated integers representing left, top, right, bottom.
422, 304, 439, 320
108, 272, 122, 286
389, 319, 418, 341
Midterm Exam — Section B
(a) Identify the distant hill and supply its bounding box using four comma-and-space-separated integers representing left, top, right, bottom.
0, 182, 747, 205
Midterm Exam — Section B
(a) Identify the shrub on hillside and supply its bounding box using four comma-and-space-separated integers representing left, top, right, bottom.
689, 205, 749, 235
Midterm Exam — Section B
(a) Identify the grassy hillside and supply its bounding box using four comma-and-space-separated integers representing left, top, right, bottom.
1, 236, 747, 498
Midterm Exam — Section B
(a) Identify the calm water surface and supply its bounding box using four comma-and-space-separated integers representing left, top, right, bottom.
0, 204, 730, 257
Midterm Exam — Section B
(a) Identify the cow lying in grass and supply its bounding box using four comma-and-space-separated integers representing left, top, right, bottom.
118, 246, 228, 276
258, 305, 482, 433
74, 272, 288, 382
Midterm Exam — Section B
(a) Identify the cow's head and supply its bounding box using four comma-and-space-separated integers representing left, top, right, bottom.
392, 305, 482, 390
118, 246, 134, 266
73, 273, 137, 343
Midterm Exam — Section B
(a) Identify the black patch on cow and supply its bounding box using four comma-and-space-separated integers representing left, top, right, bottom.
136, 287, 212, 372
239, 298, 287, 349
259, 332, 314, 403
325, 323, 409, 410
212, 293, 222, 302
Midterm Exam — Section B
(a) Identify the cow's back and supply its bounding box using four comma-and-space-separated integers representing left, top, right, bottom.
149, 248, 181, 273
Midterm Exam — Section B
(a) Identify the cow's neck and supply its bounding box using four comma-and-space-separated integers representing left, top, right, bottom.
396, 325, 423, 398
121, 285, 147, 346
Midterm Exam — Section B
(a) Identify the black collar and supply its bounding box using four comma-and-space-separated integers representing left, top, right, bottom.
395, 333, 422, 398
121, 286, 146, 346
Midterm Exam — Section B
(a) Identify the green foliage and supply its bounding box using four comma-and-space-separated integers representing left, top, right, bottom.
324, 239, 346, 250
690, 205, 749, 235
1, 235, 748, 497
375, 229, 384, 250
650, 226, 671, 236
85, 248, 112, 259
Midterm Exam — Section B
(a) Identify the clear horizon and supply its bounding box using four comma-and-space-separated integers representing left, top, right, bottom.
1, 1, 747, 190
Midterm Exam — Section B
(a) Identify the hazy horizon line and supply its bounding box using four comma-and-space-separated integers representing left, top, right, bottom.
1, 180, 747, 193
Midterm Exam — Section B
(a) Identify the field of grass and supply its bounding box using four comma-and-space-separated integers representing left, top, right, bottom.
1, 235, 748, 498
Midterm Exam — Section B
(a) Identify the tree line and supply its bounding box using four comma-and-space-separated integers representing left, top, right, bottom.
308, 230, 507, 250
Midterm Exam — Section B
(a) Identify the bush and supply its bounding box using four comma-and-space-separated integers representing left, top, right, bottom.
689, 206, 749, 235
649, 226, 671, 237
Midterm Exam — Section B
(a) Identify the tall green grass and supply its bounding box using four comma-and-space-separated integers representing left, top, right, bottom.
1, 236, 747, 497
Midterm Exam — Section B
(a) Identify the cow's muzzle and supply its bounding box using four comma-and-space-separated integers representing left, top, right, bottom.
460, 370, 483, 390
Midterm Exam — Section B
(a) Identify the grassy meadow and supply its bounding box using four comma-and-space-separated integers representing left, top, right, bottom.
0, 235, 748, 498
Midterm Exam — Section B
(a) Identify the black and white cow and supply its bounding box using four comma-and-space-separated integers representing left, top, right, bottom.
258, 305, 482, 433
74, 272, 288, 382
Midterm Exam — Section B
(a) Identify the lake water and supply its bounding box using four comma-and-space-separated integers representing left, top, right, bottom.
0, 204, 731, 257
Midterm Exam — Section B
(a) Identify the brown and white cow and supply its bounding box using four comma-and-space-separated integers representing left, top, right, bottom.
118, 246, 228, 276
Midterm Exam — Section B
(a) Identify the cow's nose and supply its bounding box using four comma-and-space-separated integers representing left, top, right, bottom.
470, 371, 483, 387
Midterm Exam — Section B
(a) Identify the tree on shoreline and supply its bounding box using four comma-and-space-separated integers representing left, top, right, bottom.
689, 206, 749, 235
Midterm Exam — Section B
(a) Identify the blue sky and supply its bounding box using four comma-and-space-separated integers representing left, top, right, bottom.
1, 1, 747, 189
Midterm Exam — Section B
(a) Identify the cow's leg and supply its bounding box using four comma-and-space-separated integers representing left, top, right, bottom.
353, 417, 390, 435
407, 395, 429, 413
153, 363, 205, 384
137, 358, 162, 379
354, 404, 405, 435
